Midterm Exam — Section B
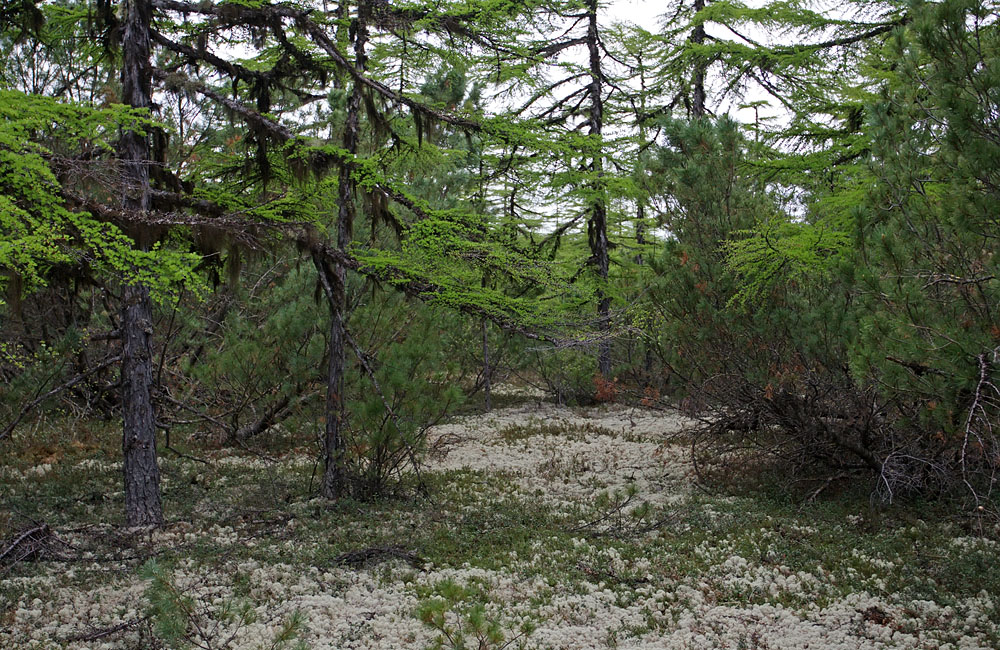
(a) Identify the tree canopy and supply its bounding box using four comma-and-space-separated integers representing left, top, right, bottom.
1, 0, 998, 521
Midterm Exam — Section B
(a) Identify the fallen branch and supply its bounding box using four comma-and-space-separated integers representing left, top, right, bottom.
334, 545, 425, 569
0, 525, 50, 563
576, 561, 650, 587
0, 523, 73, 570
0, 354, 121, 443
232, 393, 295, 444
568, 491, 637, 534
63, 618, 145, 643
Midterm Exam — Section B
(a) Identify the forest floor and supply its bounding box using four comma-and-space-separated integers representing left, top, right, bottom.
1, 390, 999, 649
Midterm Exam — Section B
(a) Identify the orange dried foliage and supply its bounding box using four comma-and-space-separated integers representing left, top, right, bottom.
640, 386, 660, 408
593, 374, 619, 403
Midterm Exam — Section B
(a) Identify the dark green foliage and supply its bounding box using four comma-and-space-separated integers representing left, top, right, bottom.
661, 0, 999, 509
851, 0, 1000, 503
2, 0, 999, 520
182, 263, 326, 442
647, 117, 779, 393
345, 297, 466, 496
645, 118, 890, 489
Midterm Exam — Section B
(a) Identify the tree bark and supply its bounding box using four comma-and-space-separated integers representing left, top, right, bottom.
691, 0, 707, 118
586, 0, 611, 379
482, 318, 491, 411
322, 265, 347, 499
635, 203, 654, 381
119, 0, 163, 526
320, 0, 368, 500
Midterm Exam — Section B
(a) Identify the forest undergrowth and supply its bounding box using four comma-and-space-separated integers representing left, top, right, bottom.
2, 389, 998, 650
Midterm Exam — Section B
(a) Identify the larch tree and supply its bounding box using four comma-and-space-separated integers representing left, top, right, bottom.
0, 0, 203, 525
118, 0, 581, 499
118, 0, 164, 526
481, 0, 627, 380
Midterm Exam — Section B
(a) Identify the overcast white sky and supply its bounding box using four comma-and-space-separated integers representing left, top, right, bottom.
607, 0, 664, 26
601, 0, 786, 123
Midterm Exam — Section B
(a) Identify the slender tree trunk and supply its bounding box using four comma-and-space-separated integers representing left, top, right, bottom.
635, 203, 654, 381
635, 203, 646, 265
119, 0, 163, 526
320, 0, 368, 500
633, 52, 653, 383
322, 269, 347, 499
691, 0, 707, 118
482, 319, 491, 411
586, 0, 611, 379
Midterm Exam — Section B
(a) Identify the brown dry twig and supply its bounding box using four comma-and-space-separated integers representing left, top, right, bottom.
63, 618, 146, 643
0, 524, 75, 571
0, 354, 122, 443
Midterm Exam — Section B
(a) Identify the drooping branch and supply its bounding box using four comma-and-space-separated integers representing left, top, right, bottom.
68, 181, 566, 342
770, 19, 906, 57
153, 67, 474, 229
151, 31, 322, 103
63, 188, 279, 250
151, 31, 266, 86
151, 0, 482, 132
154, 68, 296, 140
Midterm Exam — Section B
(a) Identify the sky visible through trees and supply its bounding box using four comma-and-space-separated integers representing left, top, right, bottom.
1, 1, 999, 645
0, 0, 997, 530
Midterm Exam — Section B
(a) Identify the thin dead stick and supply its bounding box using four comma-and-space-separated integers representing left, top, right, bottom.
961, 351, 993, 511
0, 525, 49, 563
162, 428, 212, 466
158, 392, 230, 432
1, 356, 121, 443
63, 618, 145, 643
335, 545, 426, 569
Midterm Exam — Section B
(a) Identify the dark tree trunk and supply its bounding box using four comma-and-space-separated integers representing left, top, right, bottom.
320, 0, 368, 500
586, 0, 611, 379
691, 0, 707, 118
119, 0, 163, 526
322, 267, 347, 499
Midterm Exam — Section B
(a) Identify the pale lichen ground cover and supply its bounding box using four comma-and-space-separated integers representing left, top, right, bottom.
1, 397, 998, 649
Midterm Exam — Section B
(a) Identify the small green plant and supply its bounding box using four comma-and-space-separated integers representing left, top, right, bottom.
141, 559, 309, 650
416, 579, 535, 650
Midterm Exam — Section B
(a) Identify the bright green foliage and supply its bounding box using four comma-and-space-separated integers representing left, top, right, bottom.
417, 578, 535, 650
723, 219, 852, 306
644, 0, 904, 120
0, 90, 202, 303
354, 213, 586, 336
0, 0, 115, 102
143, 560, 194, 647
406, 64, 485, 209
